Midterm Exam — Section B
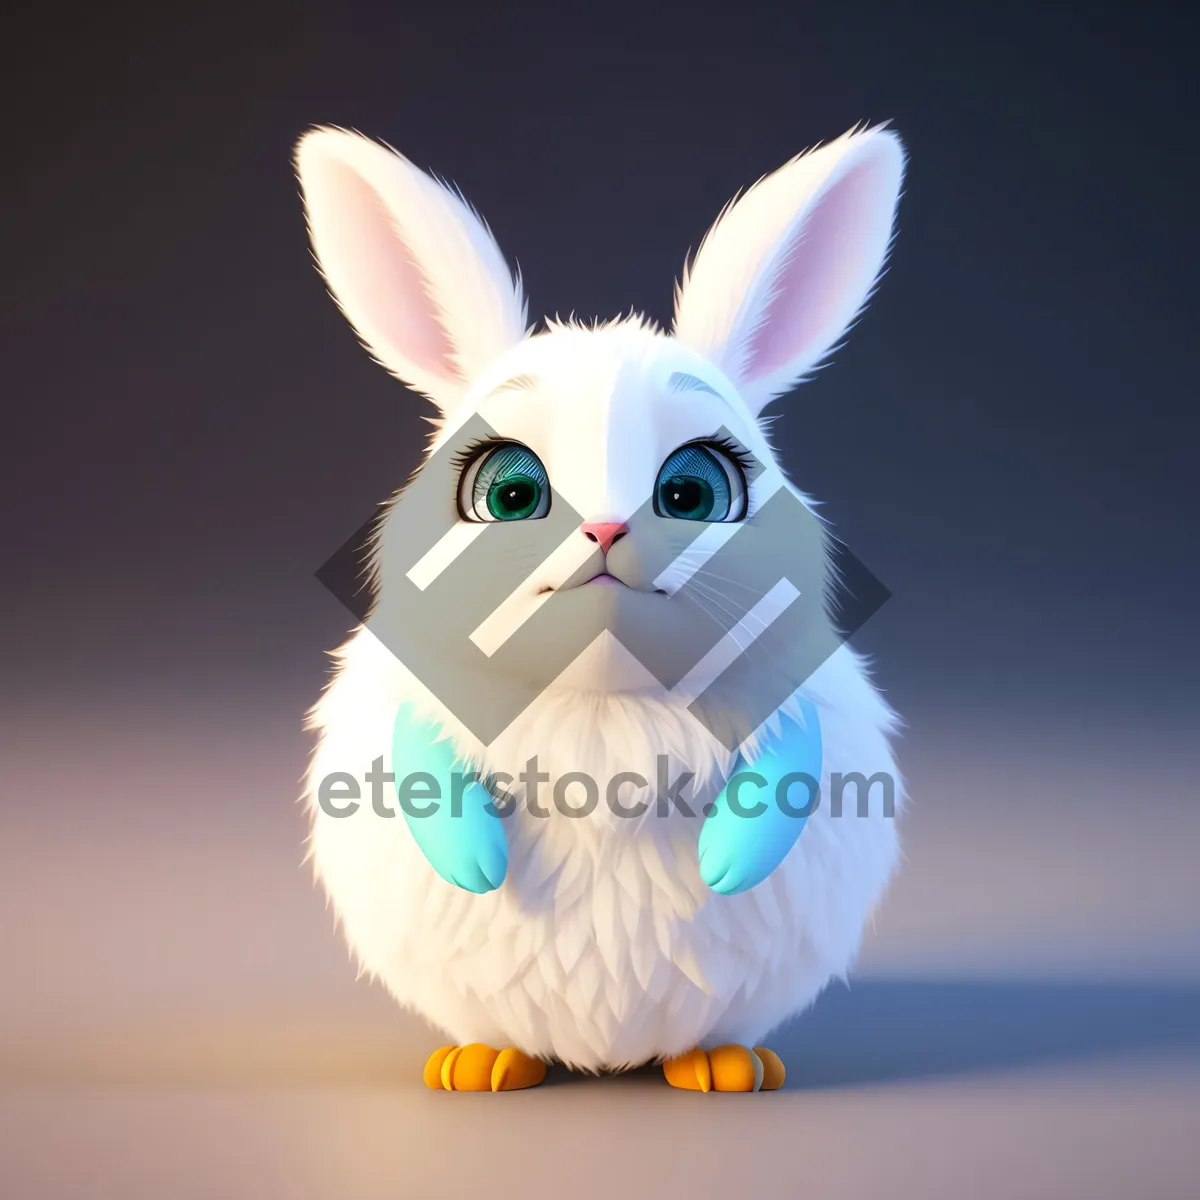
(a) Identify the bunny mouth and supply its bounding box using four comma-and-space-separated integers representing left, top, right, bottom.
551, 570, 626, 591
560, 570, 667, 594
539, 570, 667, 594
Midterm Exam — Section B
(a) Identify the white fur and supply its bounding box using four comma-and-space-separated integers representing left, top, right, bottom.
297, 126, 907, 1070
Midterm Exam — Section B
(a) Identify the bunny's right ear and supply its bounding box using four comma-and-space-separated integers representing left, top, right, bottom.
295, 128, 528, 413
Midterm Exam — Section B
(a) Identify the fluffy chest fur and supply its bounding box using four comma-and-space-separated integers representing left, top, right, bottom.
305, 630, 901, 1070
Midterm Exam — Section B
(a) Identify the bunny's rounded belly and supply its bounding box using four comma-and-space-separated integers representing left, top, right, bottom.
308, 769, 897, 1072
305, 634, 901, 1071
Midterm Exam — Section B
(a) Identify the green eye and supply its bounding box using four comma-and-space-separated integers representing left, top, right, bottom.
460, 443, 550, 522
487, 474, 541, 520
658, 474, 716, 520
654, 443, 747, 522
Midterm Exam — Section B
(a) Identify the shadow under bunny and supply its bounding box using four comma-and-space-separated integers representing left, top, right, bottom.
769, 977, 1200, 1090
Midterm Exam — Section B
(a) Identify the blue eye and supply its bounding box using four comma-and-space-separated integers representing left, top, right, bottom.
654, 443, 747, 522
459, 443, 550, 522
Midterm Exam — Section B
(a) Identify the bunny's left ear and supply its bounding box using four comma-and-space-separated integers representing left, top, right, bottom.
673, 126, 905, 416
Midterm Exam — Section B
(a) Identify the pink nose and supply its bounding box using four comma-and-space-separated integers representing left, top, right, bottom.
580, 521, 628, 555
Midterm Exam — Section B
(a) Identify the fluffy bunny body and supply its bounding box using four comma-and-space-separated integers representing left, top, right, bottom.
298, 127, 907, 1074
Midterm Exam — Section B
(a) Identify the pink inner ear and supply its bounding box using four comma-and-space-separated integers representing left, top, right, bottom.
317, 159, 460, 383
745, 154, 892, 380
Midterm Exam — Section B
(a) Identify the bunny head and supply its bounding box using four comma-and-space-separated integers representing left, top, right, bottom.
296, 126, 904, 743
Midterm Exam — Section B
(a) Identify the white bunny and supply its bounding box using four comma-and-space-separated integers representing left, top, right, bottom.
298, 124, 906, 1092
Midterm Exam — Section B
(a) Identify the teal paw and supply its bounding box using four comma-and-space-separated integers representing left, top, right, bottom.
698, 698, 822, 895
391, 703, 508, 893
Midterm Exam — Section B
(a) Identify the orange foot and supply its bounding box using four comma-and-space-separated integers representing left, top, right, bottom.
663, 1045, 786, 1092
424, 1044, 547, 1092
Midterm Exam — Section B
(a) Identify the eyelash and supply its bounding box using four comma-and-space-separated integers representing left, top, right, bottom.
450, 435, 506, 477
703, 434, 756, 475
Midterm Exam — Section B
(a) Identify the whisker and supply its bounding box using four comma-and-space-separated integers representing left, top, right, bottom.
684, 578, 773, 652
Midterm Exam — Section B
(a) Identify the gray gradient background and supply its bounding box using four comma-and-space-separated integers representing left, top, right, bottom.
2, 1, 1198, 1197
